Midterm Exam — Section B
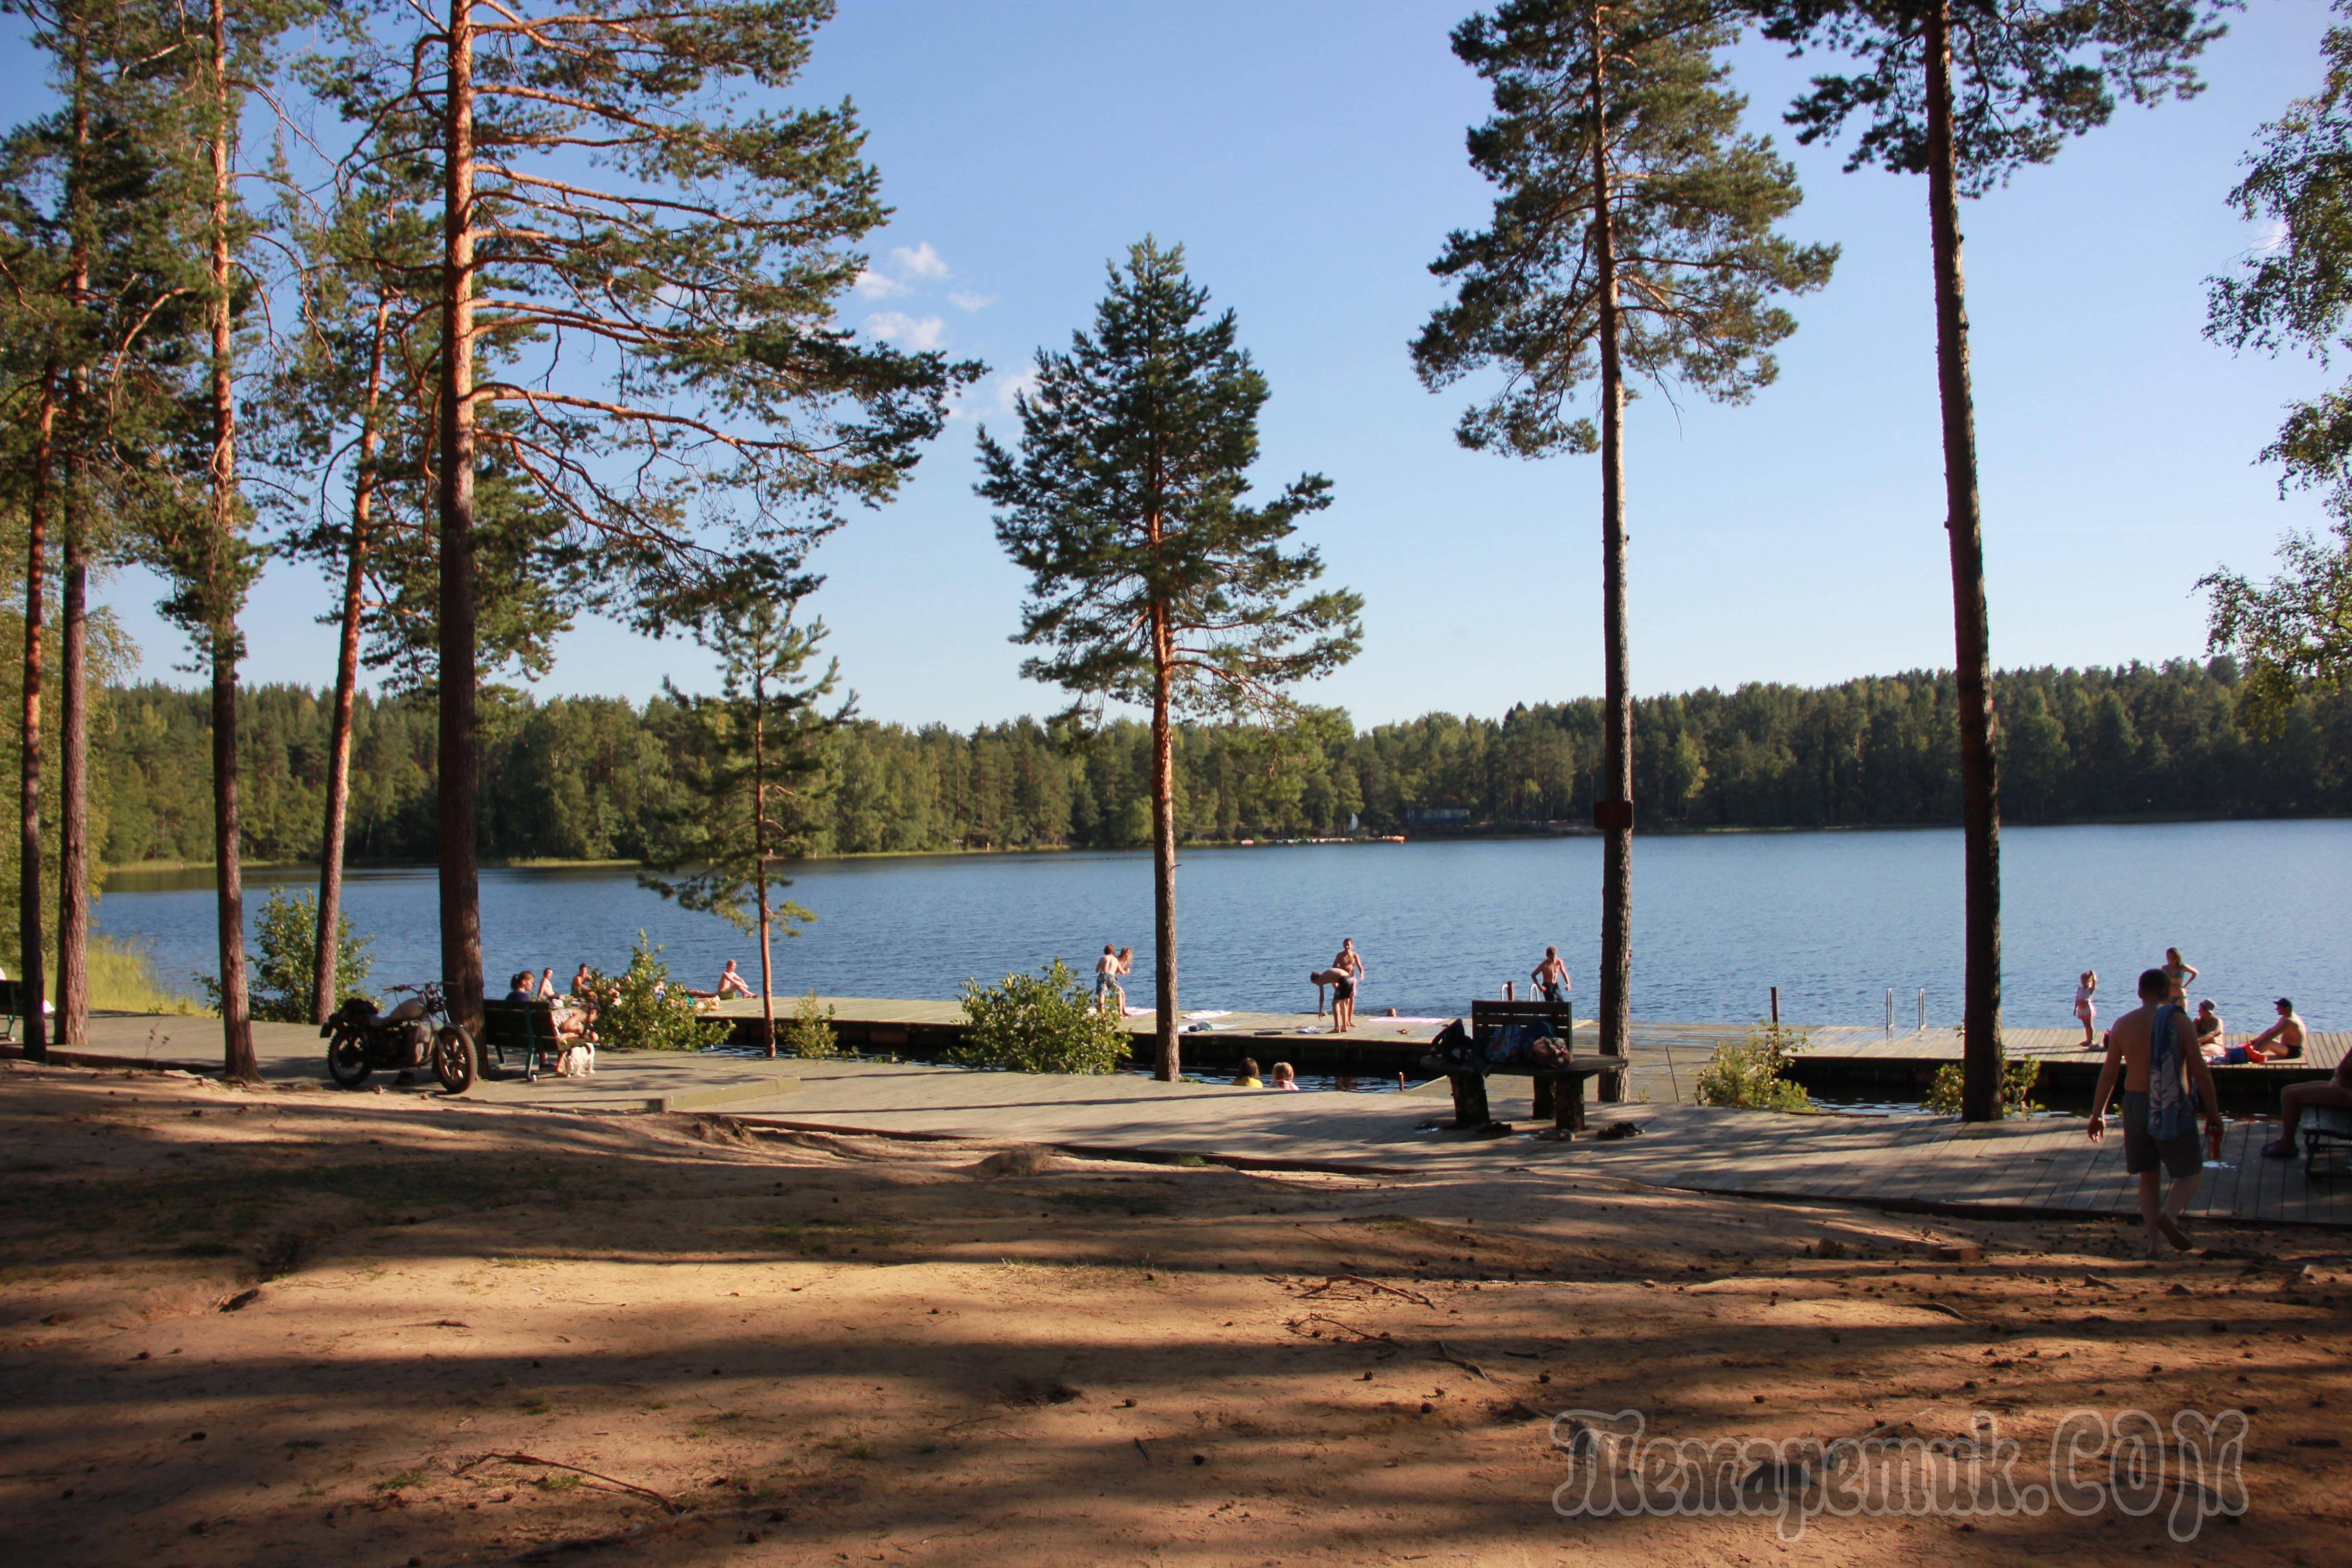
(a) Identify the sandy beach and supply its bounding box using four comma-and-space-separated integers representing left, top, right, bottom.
1, 1057, 2344, 1566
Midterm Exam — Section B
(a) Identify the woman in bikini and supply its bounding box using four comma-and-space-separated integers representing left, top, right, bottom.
2163, 948, 2198, 1004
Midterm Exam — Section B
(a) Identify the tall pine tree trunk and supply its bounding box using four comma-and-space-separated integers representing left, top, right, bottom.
753, 671, 775, 1058
1149, 598, 1179, 1082
1926, 0, 2003, 1121
19, 375, 53, 1064
313, 300, 388, 1024
437, 0, 485, 1033
56, 506, 87, 1048
1592, 8, 1632, 1088
55, 46, 92, 1049
208, 0, 254, 1083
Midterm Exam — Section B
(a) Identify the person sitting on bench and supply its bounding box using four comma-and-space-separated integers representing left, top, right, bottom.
2261, 1039, 2352, 1160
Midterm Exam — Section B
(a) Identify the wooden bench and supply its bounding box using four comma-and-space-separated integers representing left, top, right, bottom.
1423, 1000, 1630, 1135
2306, 1104, 2352, 1181
0, 977, 20, 1042
479, 999, 566, 1083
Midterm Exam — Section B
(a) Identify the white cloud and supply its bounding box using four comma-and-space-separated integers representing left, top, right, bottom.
948, 290, 997, 312
992, 369, 1039, 413
855, 268, 908, 299
892, 241, 951, 280
951, 369, 1039, 422
866, 311, 946, 351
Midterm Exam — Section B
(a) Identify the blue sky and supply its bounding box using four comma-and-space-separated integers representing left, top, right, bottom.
46, 0, 2352, 727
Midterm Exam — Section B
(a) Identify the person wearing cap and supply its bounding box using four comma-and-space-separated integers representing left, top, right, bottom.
2239, 997, 2307, 1063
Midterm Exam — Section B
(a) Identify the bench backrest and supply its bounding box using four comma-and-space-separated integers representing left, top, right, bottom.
1469, 999, 1626, 1061
0, 976, 20, 1014
480, 999, 558, 1049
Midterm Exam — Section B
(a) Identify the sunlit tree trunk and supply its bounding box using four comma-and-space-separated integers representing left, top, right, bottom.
1592, 3, 1632, 1090
752, 666, 775, 1058
313, 300, 389, 1024
1149, 596, 1178, 1082
1926, 0, 2003, 1121
436, 0, 485, 1032
20, 375, 54, 1064
206, 0, 255, 1082
55, 31, 93, 1048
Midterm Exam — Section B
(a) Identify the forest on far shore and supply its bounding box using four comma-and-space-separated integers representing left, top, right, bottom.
80, 655, 2352, 871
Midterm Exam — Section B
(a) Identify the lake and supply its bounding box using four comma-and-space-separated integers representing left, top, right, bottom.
96, 820, 2352, 1030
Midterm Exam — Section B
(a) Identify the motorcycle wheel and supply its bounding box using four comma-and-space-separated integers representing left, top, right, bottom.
433, 1026, 479, 1094
327, 1038, 371, 1088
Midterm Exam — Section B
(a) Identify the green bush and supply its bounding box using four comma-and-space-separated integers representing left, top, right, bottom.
952, 959, 1131, 1074
783, 988, 840, 1059
196, 888, 374, 1023
585, 933, 731, 1052
1693, 1022, 1814, 1113
1923, 1056, 2043, 1117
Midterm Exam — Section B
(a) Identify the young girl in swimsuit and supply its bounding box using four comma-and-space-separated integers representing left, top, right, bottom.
2074, 970, 2098, 1047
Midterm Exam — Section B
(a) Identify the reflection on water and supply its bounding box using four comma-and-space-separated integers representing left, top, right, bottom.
97, 819, 2352, 1029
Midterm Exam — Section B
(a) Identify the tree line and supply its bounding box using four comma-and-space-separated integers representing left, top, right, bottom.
85, 657, 2350, 867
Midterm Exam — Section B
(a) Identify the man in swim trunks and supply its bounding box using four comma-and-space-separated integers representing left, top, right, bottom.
1532, 946, 1572, 1005
2239, 997, 2306, 1063
717, 960, 754, 1000
2089, 967, 2227, 1258
1330, 940, 1364, 1034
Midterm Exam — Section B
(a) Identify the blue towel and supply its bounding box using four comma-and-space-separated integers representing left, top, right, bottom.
2146, 1003, 2198, 1141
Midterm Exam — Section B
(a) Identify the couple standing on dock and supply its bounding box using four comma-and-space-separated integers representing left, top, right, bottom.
1311, 940, 1367, 1032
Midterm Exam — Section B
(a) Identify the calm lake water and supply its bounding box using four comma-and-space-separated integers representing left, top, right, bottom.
96, 820, 2352, 1030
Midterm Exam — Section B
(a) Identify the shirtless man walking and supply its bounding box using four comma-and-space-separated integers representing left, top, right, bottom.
1531, 947, 1572, 1005
2089, 967, 2226, 1258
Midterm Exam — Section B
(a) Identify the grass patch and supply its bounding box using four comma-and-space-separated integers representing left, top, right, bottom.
516, 1396, 552, 1415
88, 934, 203, 1014
534, 1472, 581, 1491
374, 1470, 429, 1492
844, 1442, 872, 1460
1046, 1190, 1170, 1217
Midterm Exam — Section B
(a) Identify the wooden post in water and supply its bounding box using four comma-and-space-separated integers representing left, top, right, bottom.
1769, 986, 1779, 1028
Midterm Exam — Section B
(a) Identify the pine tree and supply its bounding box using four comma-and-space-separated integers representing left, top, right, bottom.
1414, 0, 1834, 1071
0, 0, 192, 1056
1747, 0, 2227, 1118
2202, 0, 2352, 734
978, 238, 1362, 1081
317, 0, 977, 1029
640, 595, 841, 1058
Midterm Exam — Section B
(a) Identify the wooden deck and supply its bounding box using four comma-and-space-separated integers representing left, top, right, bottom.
698, 1059, 2352, 1230
707, 996, 2342, 1098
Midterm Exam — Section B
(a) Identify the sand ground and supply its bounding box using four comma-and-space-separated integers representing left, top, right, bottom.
0, 1058, 2345, 1567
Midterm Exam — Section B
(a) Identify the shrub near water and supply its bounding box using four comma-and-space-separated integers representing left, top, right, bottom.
953, 960, 1131, 1074
196, 889, 374, 1022
586, 933, 731, 1052
783, 988, 840, 1059
1923, 1055, 2043, 1117
1693, 1022, 1814, 1112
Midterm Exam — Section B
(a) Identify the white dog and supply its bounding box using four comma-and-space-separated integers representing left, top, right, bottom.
557, 1040, 596, 1077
